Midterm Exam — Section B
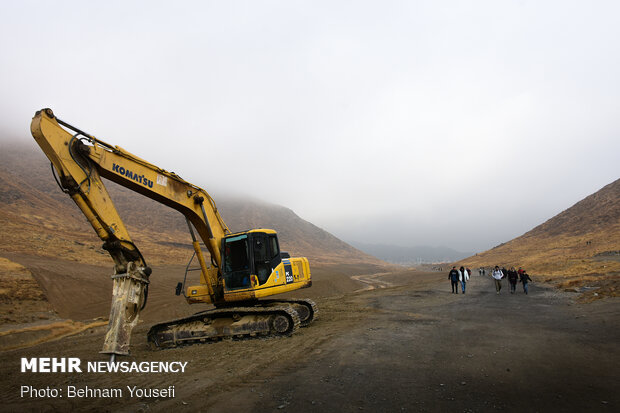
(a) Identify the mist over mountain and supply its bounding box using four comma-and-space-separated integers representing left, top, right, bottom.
0, 141, 386, 268
350, 241, 473, 265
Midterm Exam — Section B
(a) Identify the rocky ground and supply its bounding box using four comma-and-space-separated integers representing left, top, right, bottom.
1, 256, 618, 412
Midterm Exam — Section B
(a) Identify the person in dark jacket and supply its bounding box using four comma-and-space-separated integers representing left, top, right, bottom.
519, 270, 533, 294
448, 266, 460, 294
507, 267, 519, 294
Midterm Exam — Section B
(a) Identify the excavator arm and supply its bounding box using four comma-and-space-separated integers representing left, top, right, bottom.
30, 108, 230, 355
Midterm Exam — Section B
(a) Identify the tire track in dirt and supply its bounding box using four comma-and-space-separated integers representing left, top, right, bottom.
351, 272, 394, 292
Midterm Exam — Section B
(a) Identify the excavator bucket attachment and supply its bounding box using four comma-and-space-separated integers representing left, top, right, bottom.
101, 262, 149, 355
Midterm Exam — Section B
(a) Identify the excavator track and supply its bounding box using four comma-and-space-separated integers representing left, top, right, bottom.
147, 306, 300, 349
255, 298, 318, 327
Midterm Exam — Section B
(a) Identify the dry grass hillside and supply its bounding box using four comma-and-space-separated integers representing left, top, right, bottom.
0, 141, 386, 269
0, 257, 55, 325
459, 178, 620, 300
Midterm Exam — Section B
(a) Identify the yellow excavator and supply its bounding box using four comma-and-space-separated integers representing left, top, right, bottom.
30, 108, 316, 357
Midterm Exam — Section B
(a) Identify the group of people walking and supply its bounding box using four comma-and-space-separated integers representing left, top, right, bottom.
491, 266, 532, 294
448, 266, 471, 294
448, 265, 532, 295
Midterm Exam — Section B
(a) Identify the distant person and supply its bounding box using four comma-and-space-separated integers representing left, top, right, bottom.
519, 270, 533, 295
448, 266, 460, 294
492, 266, 503, 294
478, 268, 482, 276
459, 266, 470, 294
507, 267, 518, 294
482, 268, 486, 276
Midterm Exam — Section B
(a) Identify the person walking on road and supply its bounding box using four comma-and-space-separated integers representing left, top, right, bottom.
492, 266, 504, 294
448, 266, 460, 294
507, 267, 518, 294
459, 266, 470, 294
519, 270, 533, 294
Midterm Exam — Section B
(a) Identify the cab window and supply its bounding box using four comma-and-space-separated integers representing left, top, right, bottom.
269, 235, 279, 259
268, 234, 282, 271
223, 234, 250, 288
253, 234, 270, 284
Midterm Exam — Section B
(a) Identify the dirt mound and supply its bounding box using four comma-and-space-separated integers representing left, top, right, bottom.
0, 257, 56, 325
0, 251, 378, 332
0, 319, 108, 352
0, 250, 379, 353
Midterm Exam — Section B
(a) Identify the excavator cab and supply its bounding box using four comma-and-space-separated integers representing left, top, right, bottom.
222, 230, 282, 289
183, 226, 311, 304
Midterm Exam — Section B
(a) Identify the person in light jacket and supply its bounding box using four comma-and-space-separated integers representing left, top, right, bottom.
492, 265, 504, 294
459, 266, 470, 294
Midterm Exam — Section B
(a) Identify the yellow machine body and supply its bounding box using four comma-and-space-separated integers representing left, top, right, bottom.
30, 108, 312, 354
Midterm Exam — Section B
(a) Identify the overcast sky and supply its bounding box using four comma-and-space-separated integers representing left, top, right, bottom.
1, 1, 618, 252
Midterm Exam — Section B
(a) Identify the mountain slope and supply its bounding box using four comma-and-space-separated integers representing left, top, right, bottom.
459, 178, 620, 277
0, 141, 385, 267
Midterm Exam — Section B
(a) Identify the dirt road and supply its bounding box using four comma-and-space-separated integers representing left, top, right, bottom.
2, 267, 618, 412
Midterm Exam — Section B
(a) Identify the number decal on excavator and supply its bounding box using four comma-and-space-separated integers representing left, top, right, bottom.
283, 260, 294, 284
